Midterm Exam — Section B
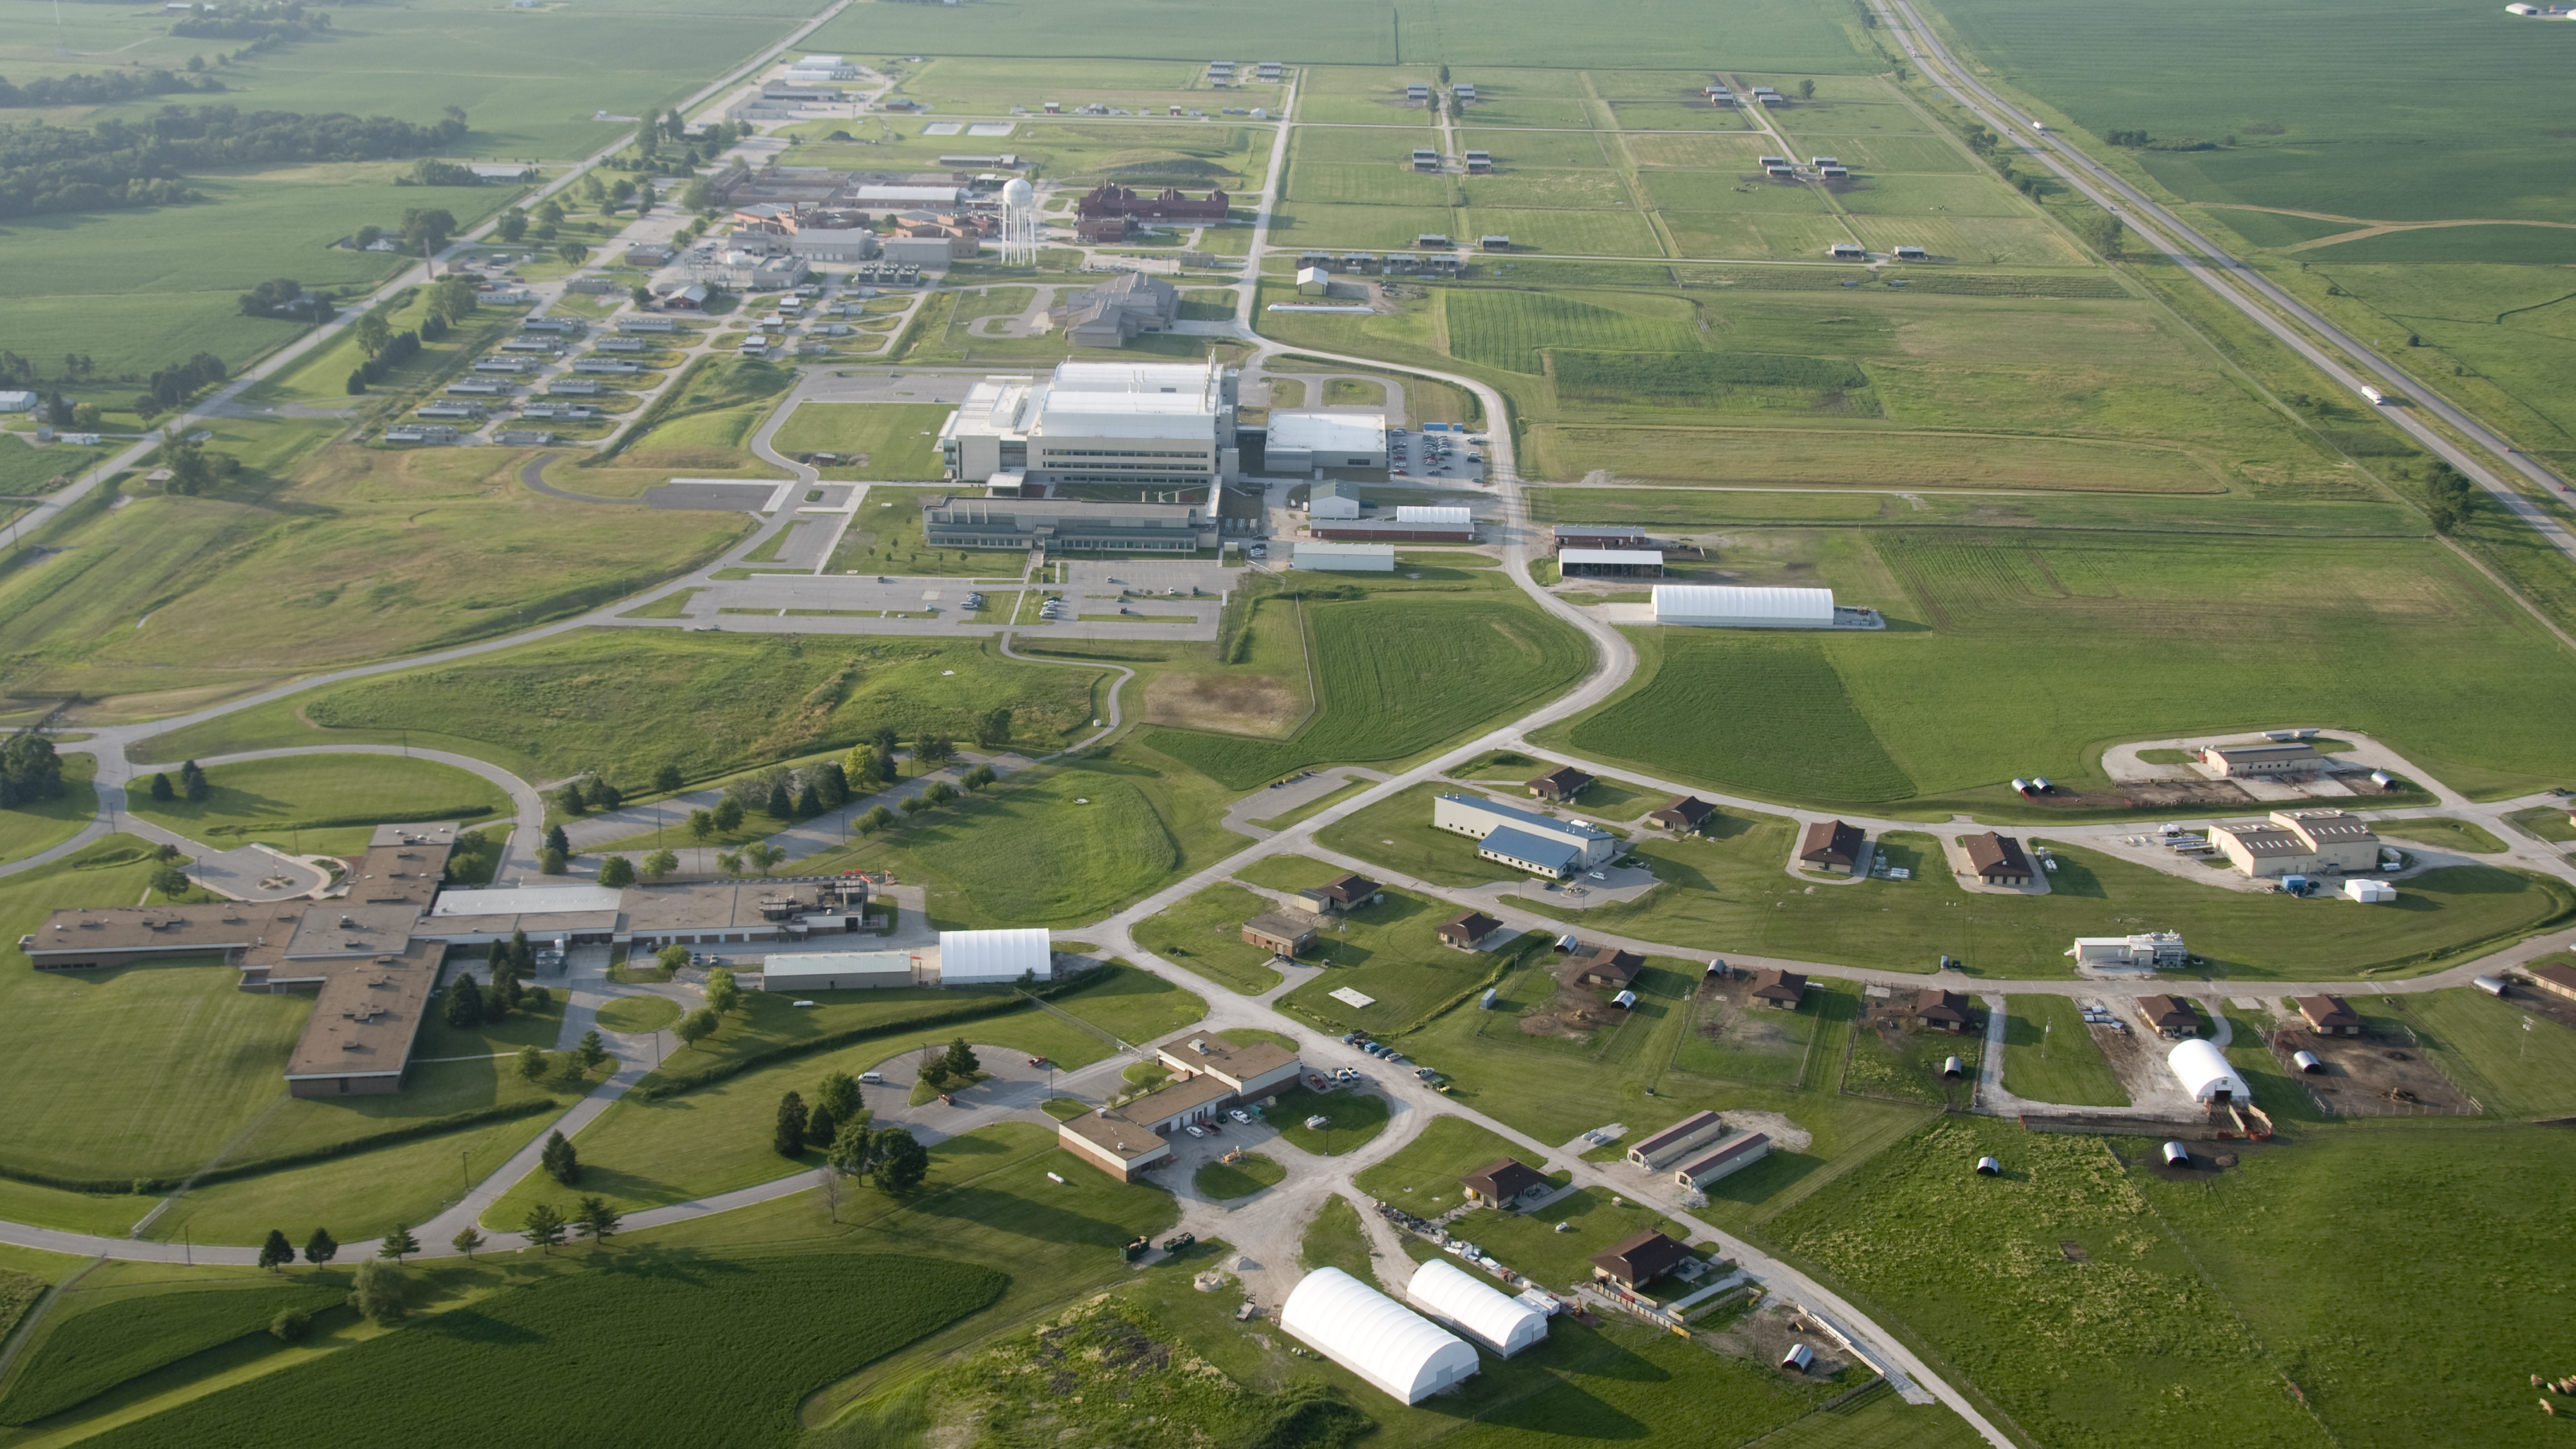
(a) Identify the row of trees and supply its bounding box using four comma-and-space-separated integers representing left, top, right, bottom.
443, 929, 553, 1028
0, 105, 470, 221
170, 1, 331, 42
0, 69, 222, 109
145, 758, 211, 802
135, 351, 228, 419
237, 276, 328, 320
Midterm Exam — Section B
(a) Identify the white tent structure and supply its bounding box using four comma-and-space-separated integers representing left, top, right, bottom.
934, 928, 1052, 985
1280, 1268, 1480, 1404
1407, 1258, 1548, 1356
1651, 585, 1835, 629
2167, 1038, 2252, 1105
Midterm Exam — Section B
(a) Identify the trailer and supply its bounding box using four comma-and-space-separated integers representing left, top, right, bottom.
2359, 385, 2387, 406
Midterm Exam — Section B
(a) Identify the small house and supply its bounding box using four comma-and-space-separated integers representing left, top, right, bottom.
1912, 989, 1972, 1033
1479, 235, 1511, 251
1242, 913, 1316, 957
1308, 873, 1384, 913
1568, 946, 1642, 992
1747, 968, 1807, 1010
1437, 910, 1502, 949
1460, 1157, 1549, 1208
2136, 994, 2199, 1038
1963, 832, 2033, 886
1526, 765, 1594, 803
1798, 819, 1864, 874
2294, 995, 2363, 1036
1590, 1230, 1692, 1290
1646, 796, 1715, 834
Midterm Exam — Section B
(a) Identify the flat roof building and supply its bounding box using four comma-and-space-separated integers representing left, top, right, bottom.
1289, 541, 1396, 572
2204, 743, 2321, 777
938, 358, 1240, 492
1674, 1130, 1770, 1189
1155, 1031, 1303, 1100
1242, 913, 1316, 956
1653, 584, 1835, 629
2072, 932, 2188, 970
1628, 1110, 1727, 1169
922, 494, 1218, 554
1266, 411, 1389, 472
1553, 524, 1651, 551
1433, 793, 1618, 876
2212, 809, 2380, 879
1558, 548, 1663, 577
762, 950, 919, 990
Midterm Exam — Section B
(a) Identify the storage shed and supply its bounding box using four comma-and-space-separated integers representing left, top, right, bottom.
1408, 1258, 1549, 1356
1289, 541, 1396, 572
1281, 1268, 1481, 1404
760, 950, 917, 990
1652, 585, 1835, 629
1271, 412, 1389, 471
935, 927, 1053, 985
1558, 548, 1664, 578
2168, 1038, 2253, 1105
2160, 1139, 2192, 1167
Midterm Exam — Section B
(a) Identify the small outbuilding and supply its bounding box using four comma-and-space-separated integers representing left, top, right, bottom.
1673, 1130, 1769, 1189
1557, 548, 1664, 578
1525, 765, 1594, 803
1242, 913, 1317, 956
1568, 946, 1643, 991
2294, 994, 2364, 1036
1963, 831, 2033, 886
1589, 1230, 1693, 1290
1798, 819, 1864, 874
1975, 1156, 2002, 1176
1746, 968, 1807, 1009
2534, 964, 2576, 1003
1781, 1342, 1814, 1373
1281, 1268, 1480, 1404
1408, 1258, 1549, 1356
1459, 1157, 1550, 1209
1628, 1110, 1727, 1169
1437, 910, 1504, 949
2160, 1139, 2192, 1167
2293, 1049, 2324, 1073
1307, 873, 1384, 913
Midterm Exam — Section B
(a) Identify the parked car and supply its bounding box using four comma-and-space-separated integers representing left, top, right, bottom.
860, 1072, 884, 1084
1160, 1232, 1195, 1252
1183, 1124, 1207, 1138
1228, 1108, 1252, 1124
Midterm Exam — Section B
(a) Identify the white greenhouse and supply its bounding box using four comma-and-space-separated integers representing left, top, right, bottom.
2167, 1038, 2252, 1105
934, 928, 1052, 985
1651, 585, 1835, 629
1281, 1268, 1481, 1404
1407, 1258, 1549, 1356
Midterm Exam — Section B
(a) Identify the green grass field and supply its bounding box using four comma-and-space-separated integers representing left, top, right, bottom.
0, 753, 100, 867
593, 995, 682, 1035
2389, 988, 2576, 1120
1267, 1085, 1389, 1154
2374, 816, 2507, 855
1312, 781, 1540, 889
1278, 890, 1544, 1034
1130, 883, 1288, 995
1298, 1192, 1376, 1280
1351, 1114, 1543, 1207
1671, 982, 1828, 1088
767, 404, 951, 481
1998, 995, 2129, 1106
1193, 1152, 1284, 1199
1556, 532, 2576, 806
1146, 591, 1589, 790
127, 754, 508, 858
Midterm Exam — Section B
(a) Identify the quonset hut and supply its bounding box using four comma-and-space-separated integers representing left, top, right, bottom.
1407, 1257, 1549, 1356
1280, 1268, 1481, 1404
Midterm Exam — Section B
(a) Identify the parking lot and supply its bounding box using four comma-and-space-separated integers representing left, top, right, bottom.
1390, 427, 1487, 484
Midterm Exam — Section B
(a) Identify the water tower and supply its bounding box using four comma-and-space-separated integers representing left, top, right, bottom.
999, 177, 1038, 265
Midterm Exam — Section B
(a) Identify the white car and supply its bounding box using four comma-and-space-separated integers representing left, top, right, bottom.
1588, 871, 1608, 881
1228, 1108, 1252, 1124
1183, 1123, 1207, 1138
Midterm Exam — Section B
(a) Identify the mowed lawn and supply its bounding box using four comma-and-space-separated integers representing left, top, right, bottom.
767, 403, 952, 481
1277, 888, 1543, 1033
2389, 987, 2576, 1119
128, 754, 511, 857
1560, 532, 2576, 804
1131, 883, 1288, 995
1999, 995, 2129, 1106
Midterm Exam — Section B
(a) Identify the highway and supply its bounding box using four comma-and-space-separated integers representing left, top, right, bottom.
1869, 0, 2576, 564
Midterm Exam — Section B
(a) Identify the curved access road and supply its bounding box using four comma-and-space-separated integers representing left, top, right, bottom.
1871, 0, 2576, 558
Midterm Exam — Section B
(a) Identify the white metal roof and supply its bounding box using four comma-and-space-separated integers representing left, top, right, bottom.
1652, 584, 1834, 623
2166, 1038, 2252, 1103
1281, 1268, 1481, 1404
761, 950, 916, 981
1290, 541, 1395, 570
1560, 548, 1662, 567
430, 886, 625, 918
936, 927, 1052, 984
1408, 1257, 1548, 1356
1266, 410, 1386, 454
849, 185, 963, 204
1395, 505, 1471, 525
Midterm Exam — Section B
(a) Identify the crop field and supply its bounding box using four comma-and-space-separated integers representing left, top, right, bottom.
1560, 532, 2576, 805
128, 754, 509, 859
1998, 995, 2128, 1106
1145, 593, 1588, 789
1286, 161, 1452, 208
1462, 127, 1616, 168
1445, 288, 1700, 372
1459, 207, 1666, 257
0, 1279, 343, 1426
1276, 888, 1543, 1033
1131, 884, 1288, 996
78, 1253, 1003, 1449
766, 404, 949, 482
2129, 1122, 2576, 1449
136, 630, 1106, 788
1772, 1119, 2336, 1449
1450, 168, 1633, 211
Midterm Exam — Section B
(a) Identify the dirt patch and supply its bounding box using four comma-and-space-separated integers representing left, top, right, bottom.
1522, 986, 1627, 1042
2034, 778, 2256, 811
1703, 1303, 1849, 1378
1141, 670, 1302, 734
2266, 1026, 2478, 1115
1717, 1108, 1812, 1154
2501, 972, 2576, 1035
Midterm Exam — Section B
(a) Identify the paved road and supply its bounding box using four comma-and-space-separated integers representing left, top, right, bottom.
1873, 0, 2575, 552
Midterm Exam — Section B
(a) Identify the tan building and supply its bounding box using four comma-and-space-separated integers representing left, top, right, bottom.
2294, 995, 2364, 1036
1914, 989, 1974, 1033
283, 941, 442, 1098
1747, 968, 1807, 1009
1154, 1033, 1305, 1101
1460, 1157, 1550, 1208
2211, 809, 2382, 879
2529, 964, 2576, 1003
1437, 910, 1502, 949
1242, 913, 1317, 956
1590, 1230, 1693, 1290
2203, 743, 2321, 777
1059, 1032, 1306, 1180
1798, 819, 1864, 874
1962, 832, 2033, 886
2135, 994, 2201, 1037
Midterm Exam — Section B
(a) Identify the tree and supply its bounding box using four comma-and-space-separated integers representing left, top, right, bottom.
450, 1225, 486, 1259
541, 1129, 581, 1185
705, 966, 741, 1015
380, 1223, 420, 1262
591, 780, 623, 812
355, 311, 392, 358
676, 1006, 719, 1048
816, 1070, 862, 1125
916, 1046, 950, 1091
688, 808, 717, 843
871, 1127, 929, 1193
401, 206, 457, 255
270, 1307, 314, 1342
557, 240, 589, 266
900, 795, 929, 819
766, 780, 793, 818
2424, 462, 2475, 534
963, 764, 996, 791
744, 842, 786, 877
827, 1123, 878, 1181
657, 941, 690, 973
348, 1257, 406, 1324
715, 850, 745, 878
917, 734, 957, 769
150, 864, 192, 898
555, 780, 589, 816
1798, 78, 1816, 99
259, 1228, 294, 1272
536, 198, 565, 226
806, 1102, 837, 1148
654, 761, 684, 792
522, 1202, 567, 1255
2084, 210, 2125, 259
795, 782, 822, 817
498, 206, 528, 242
545, 823, 570, 857
302, 1227, 339, 1267
539, 847, 568, 875
923, 780, 956, 808
642, 847, 678, 881
517, 1044, 548, 1081
943, 1038, 981, 1081
817, 761, 849, 809
596, 854, 637, 888
178, 759, 209, 802
774, 1091, 810, 1157
973, 707, 1012, 748
713, 797, 746, 832
575, 1195, 622, 1248
444, 972, 484, 1028
860, 805, 895, 835
572, 1028, 606, 1071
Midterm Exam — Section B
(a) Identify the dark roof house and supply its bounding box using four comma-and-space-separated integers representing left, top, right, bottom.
1647, 796, 1715, 833
1312, 874, 1383, 911
1461, 1158, 1550, 1207
1913, 989, 1973, 1032
2294, 995, 2364, 1035
1526, 765, 1595, 803
1567, 946, 1643, 991
1963, 831, 2033, 885
1747, 968, 1808, 1009
1799, 819, 1864, 872
2136, 994, 2199, 1036
1437, 910, 1502, 949
1590, 1230, 1693, 1289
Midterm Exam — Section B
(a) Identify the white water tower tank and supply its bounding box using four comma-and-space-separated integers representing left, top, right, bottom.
999, 177, 1038, 265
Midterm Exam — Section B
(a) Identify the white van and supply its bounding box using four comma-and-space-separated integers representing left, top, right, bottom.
859, 1072, 884, 1085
